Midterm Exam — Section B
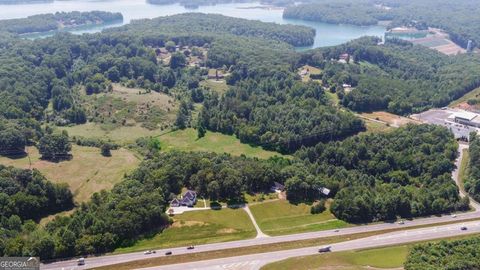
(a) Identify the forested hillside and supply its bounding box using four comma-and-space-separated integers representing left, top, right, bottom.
200, 75, 364, 153
110, 13, 315, 47
465, 133, 480, 202
296, 124, 467, 222
404, 237, 480, 270
0, 166, 73, 258
301, 37, 480, 115
0, 11, 123, 35
284, 0, 480, 49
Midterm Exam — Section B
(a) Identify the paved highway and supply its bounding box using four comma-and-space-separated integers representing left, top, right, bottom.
142, 219, 480, 270
41, 143, 480, 270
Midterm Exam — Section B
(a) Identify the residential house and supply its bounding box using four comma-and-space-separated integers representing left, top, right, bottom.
271, 181, 285, 193
170, 190, 197, 207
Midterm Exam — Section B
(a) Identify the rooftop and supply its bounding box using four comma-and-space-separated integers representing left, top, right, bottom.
453, 111, 477, 121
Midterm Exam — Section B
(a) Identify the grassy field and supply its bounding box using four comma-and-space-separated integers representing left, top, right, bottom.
0, 145, 139, 203
114, 208, 256, 253
249, 200, 349, 236
82, 83, 177, 131
58, 123, 164, 144
449, 87, 480, 107
459, 148, 470, 193
159, 128, 285, 159
262, 245, 409, 270
360, 111, 420, 127
361, 118, 394, 134
200, 79, 229, 94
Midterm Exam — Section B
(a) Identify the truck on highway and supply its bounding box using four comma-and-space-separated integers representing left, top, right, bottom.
318, 246, 331, 253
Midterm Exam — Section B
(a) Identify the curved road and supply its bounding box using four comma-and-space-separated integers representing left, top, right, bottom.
41, 144, 480, 270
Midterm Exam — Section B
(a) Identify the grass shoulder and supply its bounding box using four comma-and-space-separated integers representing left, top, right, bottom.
114, 208, 256, 254
249, 199, 349, 236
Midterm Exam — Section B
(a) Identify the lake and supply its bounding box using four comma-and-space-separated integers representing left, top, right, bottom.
0, 0, 386, 48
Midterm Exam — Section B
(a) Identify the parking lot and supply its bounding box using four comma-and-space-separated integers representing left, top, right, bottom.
412, 109, 478, 140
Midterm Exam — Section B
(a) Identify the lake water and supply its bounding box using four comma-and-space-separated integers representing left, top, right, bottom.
0, 0, 386, 48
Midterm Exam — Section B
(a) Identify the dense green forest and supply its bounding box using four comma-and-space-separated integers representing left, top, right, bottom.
0, 11, 123, 35
465, 133, 480, 202
284, 0, 480, 49
109, 13, 315, 47
0, 166, 73, 258
404, 236, 480, 269
296, 124, 468, 222
200, 75, 364, 153
301, 37, 480, 115
284, 0, 391, 26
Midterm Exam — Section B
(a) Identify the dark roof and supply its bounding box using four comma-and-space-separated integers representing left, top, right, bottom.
183, 190, 197, 200
170, 198, 180, 205
273, 181, 285, 190
180, 197, 194, 206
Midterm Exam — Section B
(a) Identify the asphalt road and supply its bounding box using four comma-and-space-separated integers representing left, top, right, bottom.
41, 144, 480, 270
142, 220, 480, 270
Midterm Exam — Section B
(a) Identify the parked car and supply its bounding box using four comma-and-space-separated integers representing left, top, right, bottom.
77, 258, 85, 266
318, 246, 331, 253
165, 251, 173, 255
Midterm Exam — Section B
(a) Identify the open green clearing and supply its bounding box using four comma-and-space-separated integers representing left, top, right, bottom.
0, 145, 139, 203
58, 123, 163, 144
82, 83, 177, 131
249, 200, 349, 236
114, 208, 256, 253
200, 79, 229, 94
159, 128, 285, 159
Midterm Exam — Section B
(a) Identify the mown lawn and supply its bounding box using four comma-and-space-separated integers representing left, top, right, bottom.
249, 200, 349, 236
261, 245, 409, 270
0, 145, 139, 203
114, 208, 256, 253
200, 79, 229, 94
159, 128, 285, 159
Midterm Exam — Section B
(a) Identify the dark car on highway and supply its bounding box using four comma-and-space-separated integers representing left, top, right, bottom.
165, 251, 172, 255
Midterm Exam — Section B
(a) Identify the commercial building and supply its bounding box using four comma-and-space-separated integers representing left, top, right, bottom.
451, 110, 480, 128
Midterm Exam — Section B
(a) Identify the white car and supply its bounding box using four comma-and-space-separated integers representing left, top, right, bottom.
144, 250, 152, 255
398, 220, 405, 225
451, 214, 457, 218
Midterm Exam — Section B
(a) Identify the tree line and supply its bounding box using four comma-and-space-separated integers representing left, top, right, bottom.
284, 0, 480, 49
0, 166, 73, 258
464, 132, 480, 202
404, 236, 480, 269
300, 37, 480, 115
295, 124, 468, 223
200, 73, 364, 153
0, 11, 123, 35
